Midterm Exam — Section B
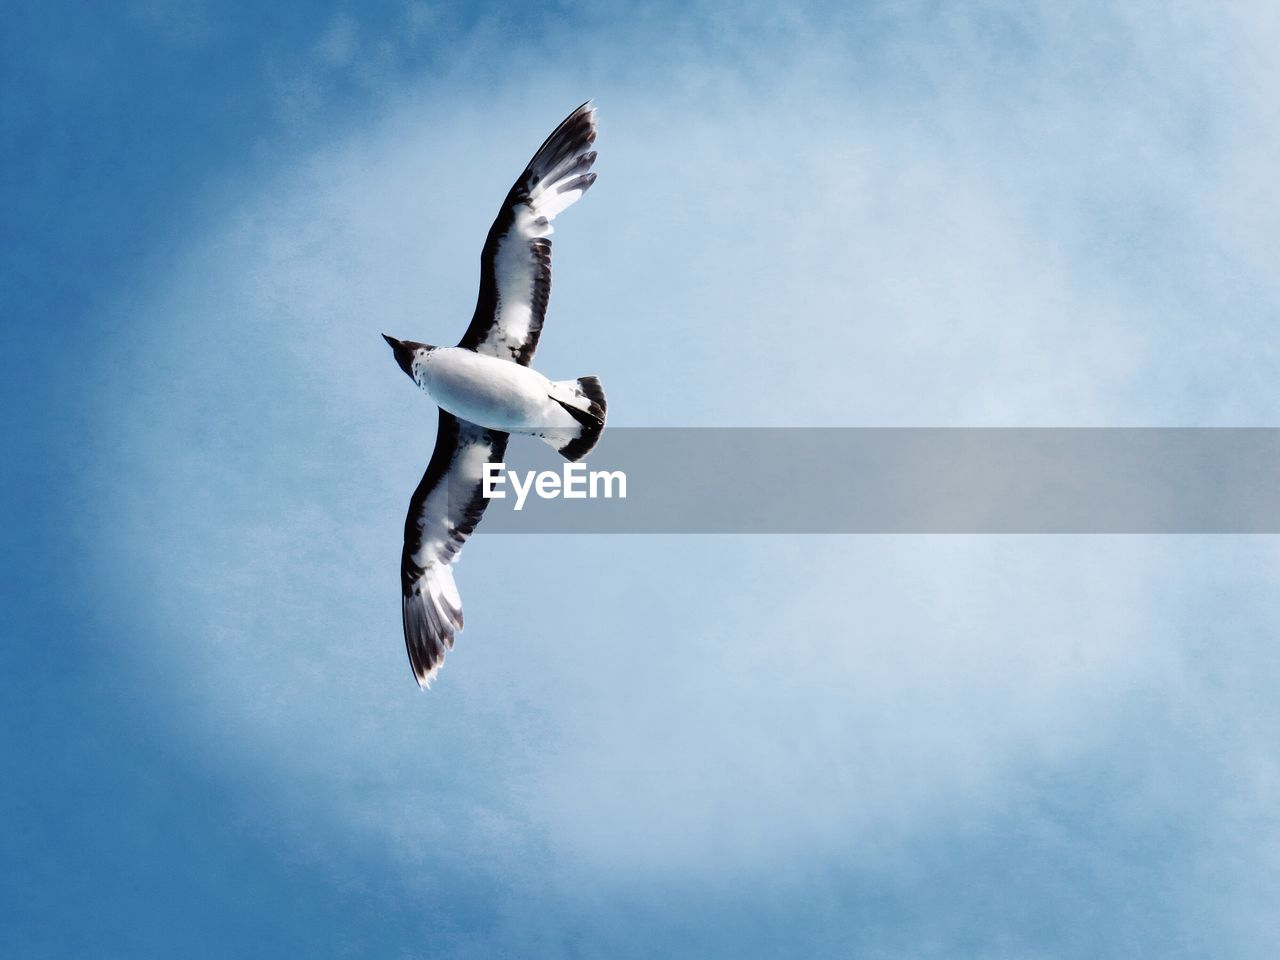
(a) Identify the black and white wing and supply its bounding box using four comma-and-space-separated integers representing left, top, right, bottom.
457, 102, 598, 366
400, 411, 509, 687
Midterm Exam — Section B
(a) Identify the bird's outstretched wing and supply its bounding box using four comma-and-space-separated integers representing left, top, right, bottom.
457, 102, 598, 366
400, 410, 509, 687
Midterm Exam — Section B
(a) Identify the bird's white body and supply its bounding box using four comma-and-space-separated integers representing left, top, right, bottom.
413, 347, 582, 436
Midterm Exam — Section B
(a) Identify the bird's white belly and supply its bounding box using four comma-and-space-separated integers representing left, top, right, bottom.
419, 347, 557, 430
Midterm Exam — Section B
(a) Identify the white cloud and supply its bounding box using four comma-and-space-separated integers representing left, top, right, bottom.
94, 3, 1280, 953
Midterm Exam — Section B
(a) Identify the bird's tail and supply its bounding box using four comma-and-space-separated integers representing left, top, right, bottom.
541, 375, 607, 461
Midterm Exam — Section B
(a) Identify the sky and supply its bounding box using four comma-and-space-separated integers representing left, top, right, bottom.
4, 1, 1280, 957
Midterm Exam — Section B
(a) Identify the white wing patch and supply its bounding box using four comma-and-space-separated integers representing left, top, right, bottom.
527, 172, 594, 224
488, 213, 546, 349
411, 434, 495, 570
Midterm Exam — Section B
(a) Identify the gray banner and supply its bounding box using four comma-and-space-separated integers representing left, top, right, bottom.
453, 428, 1280, 533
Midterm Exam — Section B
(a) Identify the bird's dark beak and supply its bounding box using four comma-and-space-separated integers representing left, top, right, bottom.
382, 333, 415, 379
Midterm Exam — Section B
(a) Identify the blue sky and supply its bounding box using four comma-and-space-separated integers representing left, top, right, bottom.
4, 2, 1280, 957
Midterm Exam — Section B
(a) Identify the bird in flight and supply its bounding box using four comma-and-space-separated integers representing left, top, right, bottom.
382, 102, 606, 688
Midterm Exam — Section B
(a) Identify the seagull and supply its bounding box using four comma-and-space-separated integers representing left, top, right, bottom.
382, 102, 606, 688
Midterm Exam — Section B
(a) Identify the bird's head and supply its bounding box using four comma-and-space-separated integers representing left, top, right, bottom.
382, 334, 434, 380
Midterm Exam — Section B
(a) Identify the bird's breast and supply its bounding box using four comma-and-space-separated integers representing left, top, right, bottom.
418, 347, 549, 430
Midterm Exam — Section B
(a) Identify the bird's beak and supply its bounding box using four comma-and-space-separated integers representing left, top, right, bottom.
382, 333, 415, 379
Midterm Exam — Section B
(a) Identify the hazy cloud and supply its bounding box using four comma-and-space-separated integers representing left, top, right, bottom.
83, 2, 1280, 955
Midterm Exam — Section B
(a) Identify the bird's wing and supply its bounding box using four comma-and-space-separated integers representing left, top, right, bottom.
400, 410, 509, 687
457, 102, 598, 366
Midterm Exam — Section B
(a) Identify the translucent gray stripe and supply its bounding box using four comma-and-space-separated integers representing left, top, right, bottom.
451, 428, 1280, 533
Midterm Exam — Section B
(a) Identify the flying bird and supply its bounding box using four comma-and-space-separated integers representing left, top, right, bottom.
382, 102, 606, 688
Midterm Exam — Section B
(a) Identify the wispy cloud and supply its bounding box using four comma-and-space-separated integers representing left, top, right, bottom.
74, 2, 1280, 956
